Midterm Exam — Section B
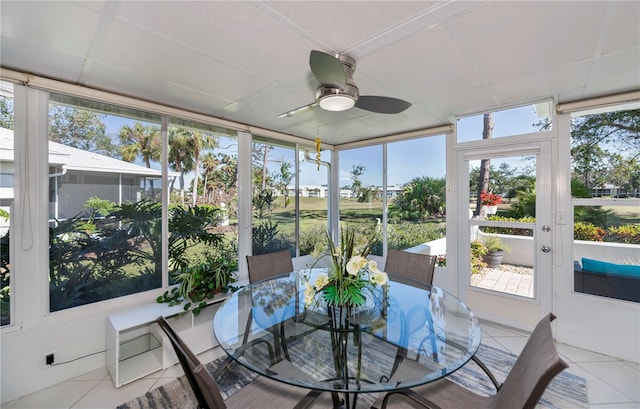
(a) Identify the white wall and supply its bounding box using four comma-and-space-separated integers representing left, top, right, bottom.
0, 294, 160, 403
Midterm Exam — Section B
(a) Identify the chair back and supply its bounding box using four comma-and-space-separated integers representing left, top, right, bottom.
246, 249, 293, 283
156, 316, 226, 409
494, 313, 569, 409
384, 249, 437, 286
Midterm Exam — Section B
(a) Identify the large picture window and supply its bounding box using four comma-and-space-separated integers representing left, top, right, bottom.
48, 95, 163, 311
251, 136, 296, 256
165, 119, 239, 290
339, 145, 383, 256
387, 136, 447, 256
299, 147, 330, 257
570, 105, 640, 302
0, 81, 14, 326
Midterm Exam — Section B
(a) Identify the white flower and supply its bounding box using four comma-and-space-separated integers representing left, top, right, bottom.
304, 291, 315, 306
304, 282, 315, 306
367, 259, 378, 272
346, 255, 367, 275
314, 274, 329, 291
370, 271, 389, 286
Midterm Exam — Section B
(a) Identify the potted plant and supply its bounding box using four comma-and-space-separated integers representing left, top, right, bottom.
157, 253, 238, 315
480, 235, 511, 268
480, 191, 502, 216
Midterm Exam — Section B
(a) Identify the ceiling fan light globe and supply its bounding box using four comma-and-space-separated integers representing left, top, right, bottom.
319, 94, 355, 111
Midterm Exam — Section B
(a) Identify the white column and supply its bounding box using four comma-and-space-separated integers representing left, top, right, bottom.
237, 131, 252, 283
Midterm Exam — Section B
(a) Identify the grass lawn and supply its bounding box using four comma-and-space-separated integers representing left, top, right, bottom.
260, 197, 385, 235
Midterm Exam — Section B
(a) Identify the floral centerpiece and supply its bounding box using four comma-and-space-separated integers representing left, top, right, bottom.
304, 224, 388, 310
480, 191, 502, 206
302, 224, 388, 389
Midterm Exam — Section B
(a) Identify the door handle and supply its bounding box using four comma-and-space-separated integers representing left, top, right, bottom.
541, 245, 551, 253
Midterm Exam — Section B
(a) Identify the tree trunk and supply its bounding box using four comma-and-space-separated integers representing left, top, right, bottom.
475, 113, 494, 216
261, 147, 269, 191
192, 155, 199, 206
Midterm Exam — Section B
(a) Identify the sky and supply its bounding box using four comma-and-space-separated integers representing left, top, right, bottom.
102, 102, 550, 188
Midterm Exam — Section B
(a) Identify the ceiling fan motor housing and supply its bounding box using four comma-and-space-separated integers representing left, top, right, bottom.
315, 54, 359, 110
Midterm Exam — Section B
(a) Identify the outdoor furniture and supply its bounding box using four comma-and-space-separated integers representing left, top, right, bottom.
371, 313, 569, 409
574, 259, 640, 303
246, 249, 294, 283
384, 249, 437, 285
156, 316, 314, 409
213, 270, 481, 409
245, 249, 298, 361
383, 250, 439, 374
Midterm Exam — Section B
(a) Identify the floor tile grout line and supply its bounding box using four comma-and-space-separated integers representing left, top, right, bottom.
573, 362, 639, 403
69, 379, 103, 409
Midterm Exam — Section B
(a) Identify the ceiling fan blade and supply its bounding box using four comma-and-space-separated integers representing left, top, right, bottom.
355, 96, 412, 114
310, 50, 346, 89
277, 101, 318, 118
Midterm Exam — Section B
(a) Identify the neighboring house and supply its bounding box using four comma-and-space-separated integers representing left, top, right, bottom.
282, 185, 328, 198
590, 184, 638, 198
0, 128, 176, 230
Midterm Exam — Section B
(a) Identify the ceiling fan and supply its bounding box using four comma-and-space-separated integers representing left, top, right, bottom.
278, 50, 412, 118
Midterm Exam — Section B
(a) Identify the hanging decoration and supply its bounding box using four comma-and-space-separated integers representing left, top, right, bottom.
315, 136, 322, 170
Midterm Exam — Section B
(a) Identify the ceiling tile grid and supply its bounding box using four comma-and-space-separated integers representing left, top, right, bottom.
1, 0, 638, 144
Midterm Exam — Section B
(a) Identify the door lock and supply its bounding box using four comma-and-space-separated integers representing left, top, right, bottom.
541, 245, 551, 253
541, 225, 551, 232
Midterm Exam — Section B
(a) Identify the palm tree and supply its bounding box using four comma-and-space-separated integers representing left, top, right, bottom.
201, 152, 219, 202
168, 128, 194, 205
119, 123, 161, 197
187, 131, 218, 206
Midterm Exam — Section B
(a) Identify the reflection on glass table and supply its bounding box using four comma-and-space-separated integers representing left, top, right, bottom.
213, 270, 481, 408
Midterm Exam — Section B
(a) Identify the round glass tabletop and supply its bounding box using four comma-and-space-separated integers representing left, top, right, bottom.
213, 269, 481, 394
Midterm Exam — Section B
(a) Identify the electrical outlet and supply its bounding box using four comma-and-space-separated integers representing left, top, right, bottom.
46, 353, 54, 365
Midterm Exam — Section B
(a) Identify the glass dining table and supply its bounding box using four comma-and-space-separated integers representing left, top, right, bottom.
213, 269, 481, 409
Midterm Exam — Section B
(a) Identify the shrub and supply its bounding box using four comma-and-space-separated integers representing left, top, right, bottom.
470, 240, 487, 274
299, 224, 327, 256
607, 225, 640, 244
252, 220, 293, 256
574, 221, 606, 241
483, 216, 536, 236
387, 221, 446, 251
389, 177, 446, 221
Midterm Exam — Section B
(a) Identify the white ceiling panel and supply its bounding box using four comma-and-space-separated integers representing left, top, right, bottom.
357, 24, 481, 102
112, 1, 316, 82
93, 20, 271, 103
0, 38, 87, 82
0, 1, 100, 56
586, 48, 640, 95
1, 0, 638, 145
448, 2, 606, 84
600, 1, 640, 55
263, 1, 434, 53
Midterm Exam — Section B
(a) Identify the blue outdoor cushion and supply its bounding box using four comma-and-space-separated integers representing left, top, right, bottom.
582, 258, 640, 278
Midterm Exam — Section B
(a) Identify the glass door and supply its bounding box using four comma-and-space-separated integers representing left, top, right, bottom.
456, 139, 553, 329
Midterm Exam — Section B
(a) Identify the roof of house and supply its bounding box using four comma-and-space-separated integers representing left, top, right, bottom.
1, 128, 177, 177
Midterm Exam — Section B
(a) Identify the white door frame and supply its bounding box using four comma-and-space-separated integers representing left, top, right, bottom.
455, 134, 554, 330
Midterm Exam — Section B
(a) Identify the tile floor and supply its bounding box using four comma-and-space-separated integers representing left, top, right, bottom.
3, 320, 639, 409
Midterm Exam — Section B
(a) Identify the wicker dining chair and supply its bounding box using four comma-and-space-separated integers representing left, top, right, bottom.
244, 249, 296, 357
384, 249, 437, 286
246, 249, 294, 283
382, 249, 439, 377
157, 316, 322, 409
372, 313, 569, 409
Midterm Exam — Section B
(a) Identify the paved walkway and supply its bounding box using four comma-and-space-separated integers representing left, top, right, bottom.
471, 264, 534, 298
